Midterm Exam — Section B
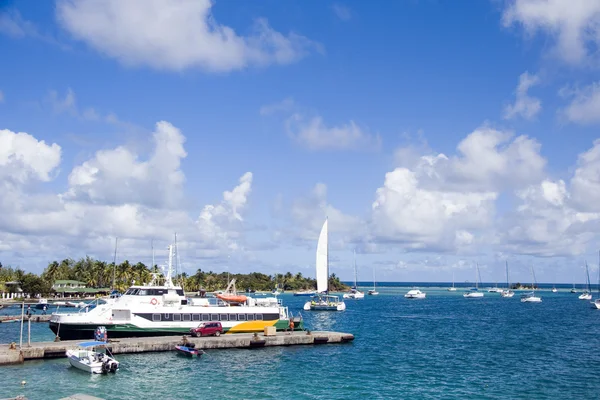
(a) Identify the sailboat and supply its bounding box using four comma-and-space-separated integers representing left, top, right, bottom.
521, 266, 542, 303
578, 262, 592, 300
463, 263, 484, 298
343, 250, 365, 299
368, 268, 379, 295
592, 250, 600, 309
500, 261, 514, 298
447, 271, 457, 292
303, 218, 346, 311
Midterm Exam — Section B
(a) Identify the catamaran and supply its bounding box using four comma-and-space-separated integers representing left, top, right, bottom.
463, 264, 484, 298
501, 261, 514, 298
368, 268, 379, 295
343, 250, 365, 299
578, 262, 592, 300
50, 244, 302, 340
304, 218, 346, 311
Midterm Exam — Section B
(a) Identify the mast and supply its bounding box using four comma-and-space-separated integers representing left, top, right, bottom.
353, 249, 357, 289
585, 261, 591, 293
475, 263, 479, 290
598, 250, 600, 296
505, 261, 509, 290
327, 217, 329, 293
112, 237, 118, 290
373, 268, 376, 290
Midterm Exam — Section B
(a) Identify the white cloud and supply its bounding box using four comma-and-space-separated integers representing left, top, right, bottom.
0, 122, 255, 271
370, 125, 546, 252
560, 82, 600, 124
503, 0, 600, 65
197, 172, 253, 252
332, 4, 352, 21
47, 88, 77, 115
0, 9, 38, 38
570, 139, 600, 212
0, 129, 61, 183
55, 0, 321, 72
65, 121, 187, 208
411, 126, 545, 192
371, 167, 497, 251
286, 113, 381, 151
501, 179, 599, 256
504, 71, 542, 120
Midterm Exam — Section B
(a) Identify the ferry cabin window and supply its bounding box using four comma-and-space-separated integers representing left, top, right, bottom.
220, 314, 228, 321
152, 314, 161, 322
174, 314, 181, 321
182, 314, 191, 321
247, 314, 254, 321
138, 289, 148, 296
192, 314, 200, 321
202, 314, 209, 321
211, 314, 218, 321
230, 314, 237, 321
176, 289, 184, 296
238, 314, 246, 321
256, 314, 263, 320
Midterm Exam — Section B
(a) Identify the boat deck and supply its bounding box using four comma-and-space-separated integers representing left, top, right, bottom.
0, 331, 354, 365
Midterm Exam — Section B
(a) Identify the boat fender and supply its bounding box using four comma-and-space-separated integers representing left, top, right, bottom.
150, 298, 158, 305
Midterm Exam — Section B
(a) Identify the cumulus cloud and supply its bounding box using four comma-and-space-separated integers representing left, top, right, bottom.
560, 82, 600, 125
65, 121, 187, 208
0, 123, 254, 271
286, 114, 381, 151
0, 9, 38, 38
196, 172, 253, 252
370, 126, 546, 252
503, 0, 600, 65
504, 71, 542, 120
55, 0, 321, 72
0, 129, 61, 183
371, 168, 497, 251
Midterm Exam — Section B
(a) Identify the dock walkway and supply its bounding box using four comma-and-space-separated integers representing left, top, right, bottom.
0, 331, 354, 365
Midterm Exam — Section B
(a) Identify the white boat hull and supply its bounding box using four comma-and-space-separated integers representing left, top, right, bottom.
343, 292, 365, 299
463, 292, 484, 298
579, 293, 592, 300
367, 290, 379, 296
66, 349, 119, 374
521, 296, 542, 303
404, 293, 426, 299
447, 287, 457, 292
303, 301, 346, 311
591, 300, 600, 309
500, 290, 514, 298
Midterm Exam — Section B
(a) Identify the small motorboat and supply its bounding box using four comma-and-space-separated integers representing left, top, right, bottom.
35, 298, 48, 310
293, 290, 317, 296
175, 344, 204, 358
404, 289, 426, 299
66, 341, 119, 374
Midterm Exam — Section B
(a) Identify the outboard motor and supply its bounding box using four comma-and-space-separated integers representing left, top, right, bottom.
102, 360, 111, 374
110, 362, 118, 373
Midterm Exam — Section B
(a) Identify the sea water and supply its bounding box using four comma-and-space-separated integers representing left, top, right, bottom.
1, 289, 599, 399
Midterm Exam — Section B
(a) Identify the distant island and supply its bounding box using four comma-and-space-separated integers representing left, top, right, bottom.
510, 283, 539, 290
0, 258, 349, 296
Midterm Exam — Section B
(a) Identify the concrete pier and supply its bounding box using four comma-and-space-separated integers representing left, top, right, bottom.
0, 331, 354, 365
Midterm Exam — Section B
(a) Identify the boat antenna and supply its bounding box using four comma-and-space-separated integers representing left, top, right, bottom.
175, 232, 184, 290
112, 237, 118, 290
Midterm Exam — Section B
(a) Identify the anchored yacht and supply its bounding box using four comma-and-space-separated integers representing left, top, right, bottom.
50, 244, 302, 340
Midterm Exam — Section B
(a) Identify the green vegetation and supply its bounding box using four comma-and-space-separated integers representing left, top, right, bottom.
0, 258, 349, 294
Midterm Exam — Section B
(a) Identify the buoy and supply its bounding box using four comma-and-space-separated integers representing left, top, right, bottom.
21, 380, 26, 386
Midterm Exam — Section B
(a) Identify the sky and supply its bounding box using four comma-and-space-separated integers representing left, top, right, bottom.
2, 0, 600, 285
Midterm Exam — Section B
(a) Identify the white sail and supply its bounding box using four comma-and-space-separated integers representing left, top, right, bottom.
316, 218, 329, 293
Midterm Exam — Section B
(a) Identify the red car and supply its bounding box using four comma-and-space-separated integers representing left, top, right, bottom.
190, 322, 223, 337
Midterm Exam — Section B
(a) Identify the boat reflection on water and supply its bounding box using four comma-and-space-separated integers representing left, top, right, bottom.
308, 310, 338, 332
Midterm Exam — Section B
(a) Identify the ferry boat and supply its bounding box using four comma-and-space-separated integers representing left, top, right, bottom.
49, 244, 303, 340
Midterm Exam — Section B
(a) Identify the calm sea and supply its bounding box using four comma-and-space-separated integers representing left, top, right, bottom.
1, 287, 600, 399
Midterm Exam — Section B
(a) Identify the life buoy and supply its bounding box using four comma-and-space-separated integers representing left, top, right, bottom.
150, 298, 158, 305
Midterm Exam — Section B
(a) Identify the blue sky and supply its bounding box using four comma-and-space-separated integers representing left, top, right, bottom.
2, 0, 600, 285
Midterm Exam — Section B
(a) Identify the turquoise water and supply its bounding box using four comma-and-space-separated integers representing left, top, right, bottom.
1, 289, 600, 399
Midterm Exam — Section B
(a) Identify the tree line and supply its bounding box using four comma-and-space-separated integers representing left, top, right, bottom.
0, 258, 349, 295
